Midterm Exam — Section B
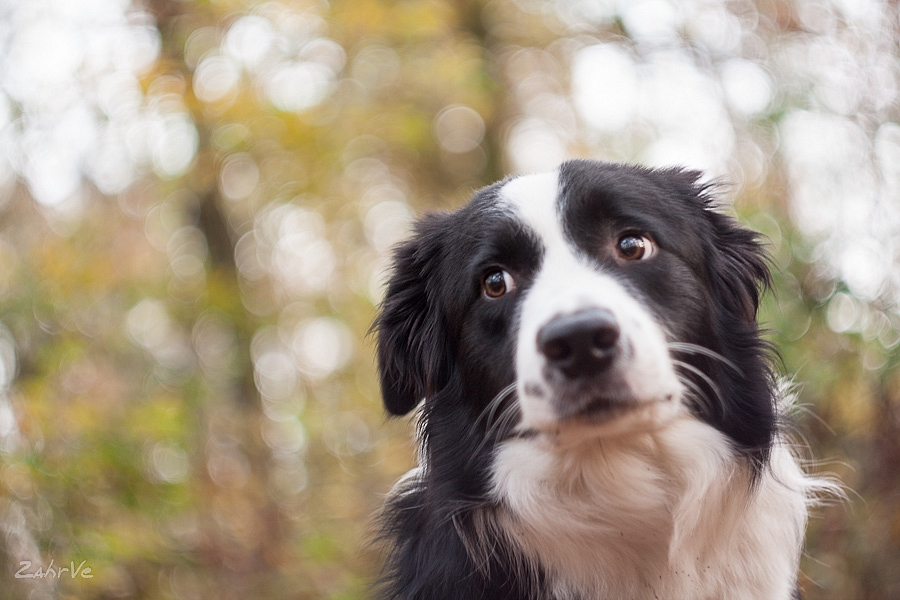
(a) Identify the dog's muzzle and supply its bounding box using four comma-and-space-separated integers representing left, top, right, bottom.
534, 307, 639, 422
515, 266, 683, 434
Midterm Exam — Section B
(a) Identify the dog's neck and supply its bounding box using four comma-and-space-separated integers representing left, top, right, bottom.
489, 416, 809, 600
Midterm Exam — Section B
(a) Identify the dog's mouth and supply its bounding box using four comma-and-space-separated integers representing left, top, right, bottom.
517, 379, 682, 441
554, 391, 638, 423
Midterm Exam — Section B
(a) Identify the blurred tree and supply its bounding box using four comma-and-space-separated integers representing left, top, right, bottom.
0, 0, 897, 599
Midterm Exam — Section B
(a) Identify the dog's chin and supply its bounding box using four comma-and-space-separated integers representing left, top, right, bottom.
520, 391, 684, 446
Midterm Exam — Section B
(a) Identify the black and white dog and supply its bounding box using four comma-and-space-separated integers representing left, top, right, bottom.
373, 160, 832, 600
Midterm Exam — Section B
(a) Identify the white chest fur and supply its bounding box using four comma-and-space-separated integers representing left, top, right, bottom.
491, 417, 811, 600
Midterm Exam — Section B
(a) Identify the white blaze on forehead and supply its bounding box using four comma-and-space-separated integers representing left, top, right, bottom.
497, 170, 564, 252
498, 168, 683, 435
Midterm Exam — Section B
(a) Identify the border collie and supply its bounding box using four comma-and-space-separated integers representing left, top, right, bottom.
373, 159, 833, 600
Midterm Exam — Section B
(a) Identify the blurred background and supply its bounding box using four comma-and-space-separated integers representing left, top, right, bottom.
0, 0, 896, 598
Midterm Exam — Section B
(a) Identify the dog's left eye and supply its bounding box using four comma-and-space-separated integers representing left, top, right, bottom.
482, 269, 515, 298
616, 234, 654, 261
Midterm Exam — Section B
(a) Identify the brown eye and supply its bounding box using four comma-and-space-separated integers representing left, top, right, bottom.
616, 234, 654, 261
482, 269, 515, 298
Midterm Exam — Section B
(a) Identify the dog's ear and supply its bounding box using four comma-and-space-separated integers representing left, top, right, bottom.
667, 169, 770, 323
705, 208, 771, 323
373, 214, 453, 415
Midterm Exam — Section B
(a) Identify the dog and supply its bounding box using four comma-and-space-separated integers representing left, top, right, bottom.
373, 159, 834, 599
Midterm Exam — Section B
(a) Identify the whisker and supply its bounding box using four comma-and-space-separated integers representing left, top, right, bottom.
677, 372, 719, 417
492, 401, 522, 438
472, 382, 517, 430
486, 400, 521, 443
667, 342, 742, 375
467, 382, 517, 466
673, 359, 724, 399
466, 397, 521, 468
673, 359, 725, 416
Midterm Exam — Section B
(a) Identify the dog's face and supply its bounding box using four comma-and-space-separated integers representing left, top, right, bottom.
375, 160, 773, 456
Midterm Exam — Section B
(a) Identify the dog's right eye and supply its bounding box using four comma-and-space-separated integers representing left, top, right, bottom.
616, 234, 654, 261
482, 269, 515, 299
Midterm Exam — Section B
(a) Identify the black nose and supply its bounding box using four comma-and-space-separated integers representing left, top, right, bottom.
537, 308, 620, 378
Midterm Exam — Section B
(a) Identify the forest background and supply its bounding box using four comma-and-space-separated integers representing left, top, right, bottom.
0, 0, 897, 598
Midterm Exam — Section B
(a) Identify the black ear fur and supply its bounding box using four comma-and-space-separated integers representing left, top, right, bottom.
694, 180, 776, 465
373, 214, 453, 415
706, 208, 772, 323
668, 170, 770, 322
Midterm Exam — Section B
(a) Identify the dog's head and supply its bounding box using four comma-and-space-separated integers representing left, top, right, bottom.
374, 160, 773, 460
